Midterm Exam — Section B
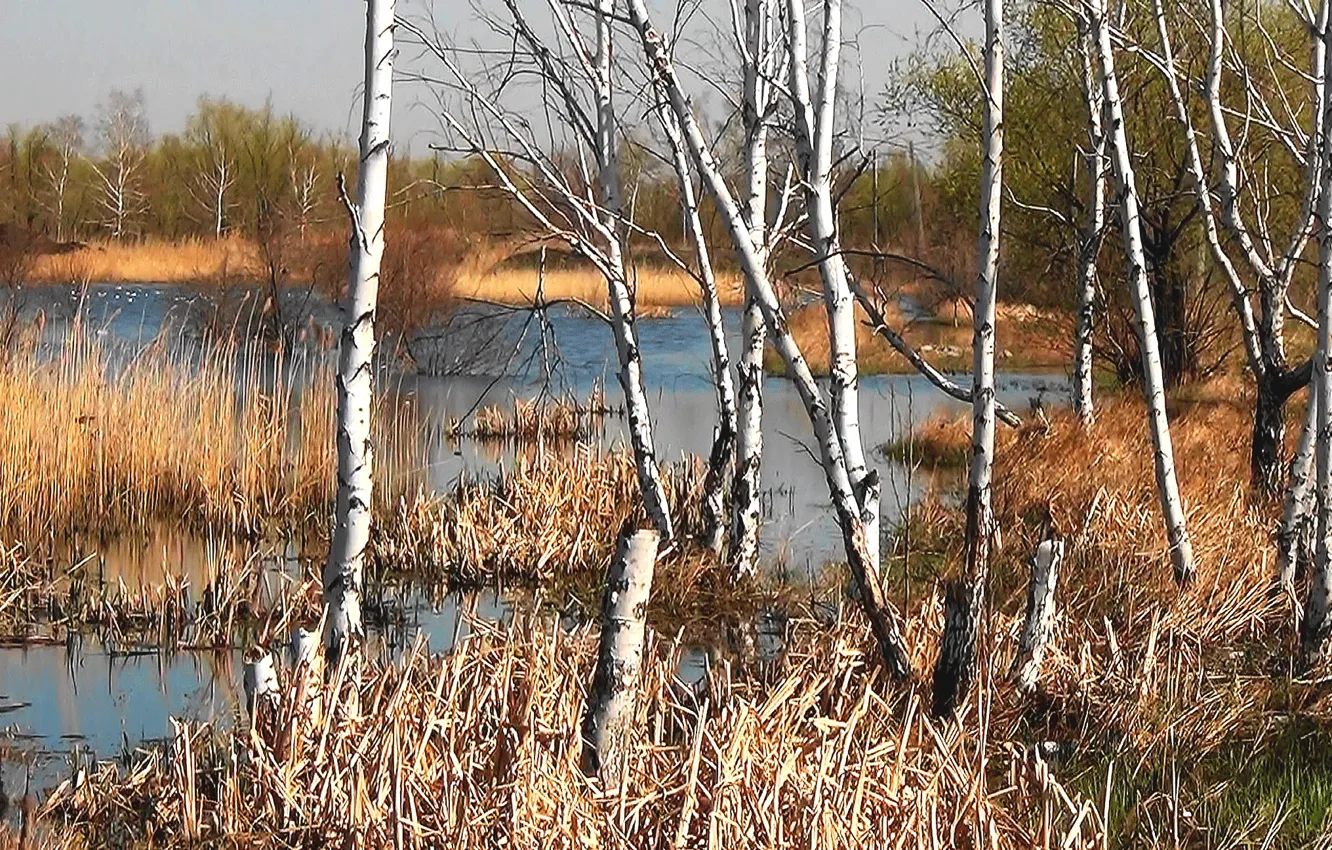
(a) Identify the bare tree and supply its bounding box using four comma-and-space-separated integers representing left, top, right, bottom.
90, 89, 150, 240
289, 142, 322, 240
396, 0, 677, 783
785, 0, 880, 569
1147, 0, 1325, 496
932, 0, 1004, 719
186, 102, 238, 239
1072, 11, 1105, 426
1301, 17, 1332, 665
626, 0, 912, 679
41, 115, 84, 243
325, 0, 395, 664
1090, 0, 1195, 586
731, 0, 780, 579
657, 101, 737, 556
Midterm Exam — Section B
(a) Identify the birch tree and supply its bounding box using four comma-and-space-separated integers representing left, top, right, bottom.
1090, 0, 1195, 586
42, 115, 83, 244
657, 102, 737, 555
785, 0, 880, 570
324, 0, 395, 664
186, 102, 238, 239
932, 0, 1003, 719
90, 89, 149, 240
626, 0, 912, 679
1072, 11, 1105, 426
731, 0, 779, 579
1300, 21, 1332, 664
397, 0, 677, 783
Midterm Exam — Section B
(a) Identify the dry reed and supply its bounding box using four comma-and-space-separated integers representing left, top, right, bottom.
773, 299, 1067, 376
43, 612, 1103, 849
28, 237, 265, 285
0, 329, 424, 543
457, 265, 746, 309
448, 384, 612, 442
374, 445, 707, 587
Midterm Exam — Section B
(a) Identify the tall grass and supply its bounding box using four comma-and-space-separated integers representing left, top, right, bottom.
42, 614, 1101, 849
0, 329, 424, 542
29, 237, 265, 284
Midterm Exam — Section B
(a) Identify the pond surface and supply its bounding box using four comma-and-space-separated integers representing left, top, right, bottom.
0, 282, 1069, 803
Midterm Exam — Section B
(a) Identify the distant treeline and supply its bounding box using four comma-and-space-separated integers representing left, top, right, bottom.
0, 90, 940, 267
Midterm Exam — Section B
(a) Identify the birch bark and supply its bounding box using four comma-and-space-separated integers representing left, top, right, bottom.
1073, 13, 1105, 426
325, 0, 394, 662
1301, 22, 1332, 662
1091, 0, 1195, 585
932, 0, 1002, 718
594, 0, 674, 542
731, 0, 775, 580
581, 529, 660, 783
628, 0, 910, 678
659, 103, 736, 555
786, 0, 879, 568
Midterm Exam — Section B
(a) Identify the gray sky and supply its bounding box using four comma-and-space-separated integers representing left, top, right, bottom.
0, 1, 961, 152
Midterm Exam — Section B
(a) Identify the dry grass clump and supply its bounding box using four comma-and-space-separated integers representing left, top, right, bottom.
0, 541, 322, 647
373, 446, 706, 586
448, 385, 612, 442
771, 299, 1067, 376
29, 237, 264, 284
883, 415, 972, 468
43, 614, 1103, 849
458, 264, 745, 309
0, 331, 424, 543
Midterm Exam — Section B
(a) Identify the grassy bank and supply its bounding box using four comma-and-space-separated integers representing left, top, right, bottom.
767, 298, 1068, 376
889, 388, 1332, 846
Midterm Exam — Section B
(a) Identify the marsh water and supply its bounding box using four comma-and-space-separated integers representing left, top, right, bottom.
0, 283, 1068, 799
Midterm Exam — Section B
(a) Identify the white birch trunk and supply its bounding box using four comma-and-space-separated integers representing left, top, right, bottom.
1279, 388, 1317, 594
731, 0, 774, 580
659, 105, 736, 556
628, 0, 911, 678
786, 0, 878, 568
1073, 14, 1105, 426
595, 0, 674, 542
1092, 0, 1196, 586
242, 649, 279, 716
1008, 537, 1064, 693
325, 0, 394, 663
932, 0, 1002, 718
1301, 27, 1332, 661
581, 529, 659, 783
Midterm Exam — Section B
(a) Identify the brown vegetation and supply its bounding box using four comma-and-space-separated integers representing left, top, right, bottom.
770, 297, 1068, 376
43, 614, 1101, 849
0, 329, 425, 543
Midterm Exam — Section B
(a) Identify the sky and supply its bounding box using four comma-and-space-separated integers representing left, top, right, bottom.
0, 1, 968, 153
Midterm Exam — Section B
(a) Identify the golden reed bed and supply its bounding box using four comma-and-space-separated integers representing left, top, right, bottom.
29, 236, 746, 309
